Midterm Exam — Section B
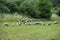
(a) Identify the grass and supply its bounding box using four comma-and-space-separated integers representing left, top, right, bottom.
0, 21, 60, 40
0, 14, 60, 40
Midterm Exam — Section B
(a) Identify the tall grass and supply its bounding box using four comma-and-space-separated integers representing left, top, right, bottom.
0, 13, 60, 22
0, 13, 29, 22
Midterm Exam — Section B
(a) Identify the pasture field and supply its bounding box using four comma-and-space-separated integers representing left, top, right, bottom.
0, 21, 60, 40
0, 14, 60, 40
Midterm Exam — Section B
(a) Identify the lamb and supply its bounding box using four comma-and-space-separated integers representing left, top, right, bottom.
31, 22, 40, 25
16, 21, 21, 26
17, 19, 20, 22
39, 22, 43, 25
28, 22, 36, 25
12, 23, 15, 26
28, 19, 32, 22
47, 22, 52, 25
4, 22, 9, 26
22, 20, 28, 25
53, 21, 59, 24
42, 23, 45, 25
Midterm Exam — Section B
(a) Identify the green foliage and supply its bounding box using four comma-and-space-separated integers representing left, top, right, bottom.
0, 0, 6, 4
0, 4, 9, 13
0, 0, 52, 19
50, 0, 60, 7
19, 0, 37, 18
36, 0, 52, 19
0, 0, 10, 13
56, 9, 60, 16
5, 2, 19, 13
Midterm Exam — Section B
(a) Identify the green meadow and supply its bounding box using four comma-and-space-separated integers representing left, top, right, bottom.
0, 14, 60, 40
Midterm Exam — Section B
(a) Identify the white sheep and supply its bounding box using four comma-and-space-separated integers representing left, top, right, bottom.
4, 22, 9, 26
53, 21, 59, 24
12, 23, 15, 26
17, 19, 20, 22
47, 22, 52, 25
42, 23, 45, 25
28, 22, 35, 25
16, 21, 21, 26
39, 22, 43, 25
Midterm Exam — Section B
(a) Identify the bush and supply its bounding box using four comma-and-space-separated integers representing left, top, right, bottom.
0, 4, 10, 13
5, 2, 19, 13
0, 0, 52, 20
56, 9, 60, 16
36, 0, 52, 20
0, 0, 10, 13
19, 0, 38, 18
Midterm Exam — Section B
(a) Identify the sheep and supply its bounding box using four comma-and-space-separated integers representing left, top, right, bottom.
42, 23, 45, 25
41, 18, 46, 21
27, 19, 32, 22
47, 22, 52, 25
35, 23, 40, 25
30, 22, 39, 25
4, 22, 9, 26
28, 22, 36, 25
17, 19, 20, 22
53, 21, 59, 24
21, 19, 25, 22
11, 23, 15, 26
16, 23, 20, 26
31, 22, 35, 25
16, 21, 21, 26
22, 20, 28, 25
39, 22, 43, 25
30, 22, 40, 25
39, 22, 45, 25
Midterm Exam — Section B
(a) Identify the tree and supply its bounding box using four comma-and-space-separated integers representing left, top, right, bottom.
50, 0, 60, 7
19, 0, 37, 18
56, 9, 60, 16
0, 0, 10, 13
36, 0, 52, 19
5, 2, 19, 13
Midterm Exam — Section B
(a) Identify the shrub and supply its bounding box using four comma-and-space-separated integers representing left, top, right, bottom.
5, 2, 19, 13
19, 0, 38, 18
0, 4, 10, 13
56, 9, 60, 16
36, 0, 52, 20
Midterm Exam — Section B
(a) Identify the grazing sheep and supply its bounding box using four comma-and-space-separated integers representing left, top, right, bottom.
42, 23, 45, 25
22, 19, 25, 22
47, 22, 52, 25
30, 22, 39, 25
35, 22, 40, 25
31, 22, 36, 25
41, 18, 46, 21
16, 23, 19, 26
31, 22, 40, 25
16, 21, 21, 26
53, 21, 59, 24
28, 22, 35, 25
39, 22, 45, 25
17, 19, 20, 22
28, 19, 32, 22
39, 22, 43, 25
12, 23, 15, 26
23, 20, 28, 24
4, 22, 9, 26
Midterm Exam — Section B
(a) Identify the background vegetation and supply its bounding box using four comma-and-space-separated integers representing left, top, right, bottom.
0, 0, 60, 19
0, 0, 60, 40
